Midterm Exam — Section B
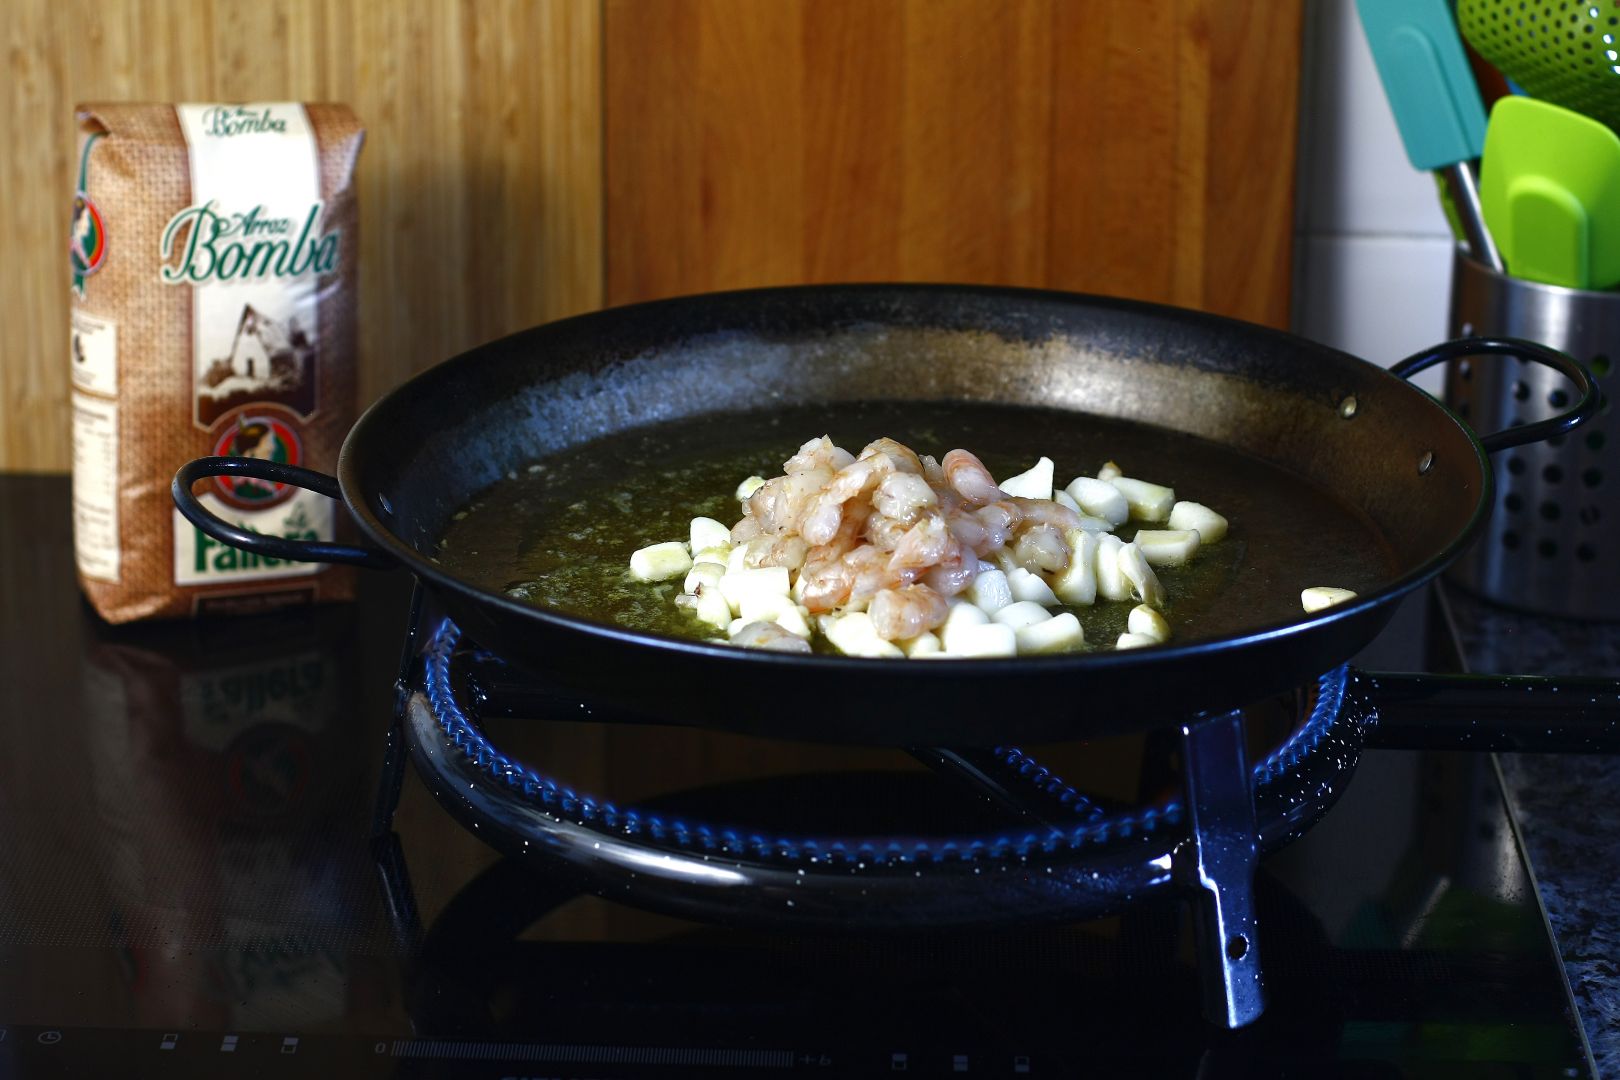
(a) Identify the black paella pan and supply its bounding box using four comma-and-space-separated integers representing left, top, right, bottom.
173, 285, 1594, 745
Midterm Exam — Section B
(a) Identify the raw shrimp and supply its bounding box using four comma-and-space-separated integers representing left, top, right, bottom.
921, 545, 977, 596
799, 509, 894, 611
973, 501, 1024, 552
784, 469, 835, 523
784, 435, 855, 475
1013, 522, 1071, 573
743, 476, 791, 532
868, 584, 950, 641
730, 620, 813, 653
799, 457, 893, 546
848, 545, 918, 609
919, 455, 964, 522
803, 543, 908, 614
745, 533, 809, 571
797, 554, 855, 613
941, 449, 1005, 507
871, 471, 937, 524
859, 437, 925, 475
820, 502, 871, 555
887, 515, 955, 573
653, 433, 1143, 657
864, 514, 912, 552
945, 507, 990, 554
747, 466, 834, 534
1010, 496, 1084, 532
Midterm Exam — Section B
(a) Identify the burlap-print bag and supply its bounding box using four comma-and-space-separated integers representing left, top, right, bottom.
70, 103, 364, 622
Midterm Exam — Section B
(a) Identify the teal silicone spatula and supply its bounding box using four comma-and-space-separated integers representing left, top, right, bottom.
1480, 95, 1620, 290
1355, 0, 1504, 271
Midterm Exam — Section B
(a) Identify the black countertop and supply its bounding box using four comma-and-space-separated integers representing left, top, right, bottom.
1446, 586, 1620, 1075
0, 472, 1607, 1077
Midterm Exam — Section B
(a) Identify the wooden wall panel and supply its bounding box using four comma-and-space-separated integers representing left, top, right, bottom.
3, 0, 1302, 473
0, 0, 603, 473
604, 0, 1302, 323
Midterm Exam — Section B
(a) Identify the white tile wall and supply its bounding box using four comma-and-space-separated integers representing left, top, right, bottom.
1294, 0, 1461, 394
1294, 235, 1457, 366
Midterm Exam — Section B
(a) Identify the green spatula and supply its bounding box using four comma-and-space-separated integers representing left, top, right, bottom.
1480, 96, 1620, 290
1458, 0, 1620, 133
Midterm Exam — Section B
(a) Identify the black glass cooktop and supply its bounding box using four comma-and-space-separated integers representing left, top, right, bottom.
0, 476, 1594, 1078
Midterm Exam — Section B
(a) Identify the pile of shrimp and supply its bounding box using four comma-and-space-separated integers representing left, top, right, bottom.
629, 434, 1233, 655
728, 435, 1085, 642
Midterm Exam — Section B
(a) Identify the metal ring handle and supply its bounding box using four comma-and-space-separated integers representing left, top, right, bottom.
1389, 336, 1599, 454
172, 457, 396, 569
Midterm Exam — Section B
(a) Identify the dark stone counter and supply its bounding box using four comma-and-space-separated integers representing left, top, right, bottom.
1446, 584, 1620, 1075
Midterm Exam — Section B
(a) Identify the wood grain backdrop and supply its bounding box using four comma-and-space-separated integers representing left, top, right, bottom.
1, 0, 604, 472
2, 0, 1301, 473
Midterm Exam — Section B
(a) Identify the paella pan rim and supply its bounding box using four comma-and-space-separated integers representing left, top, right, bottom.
335, 282, 1492, 685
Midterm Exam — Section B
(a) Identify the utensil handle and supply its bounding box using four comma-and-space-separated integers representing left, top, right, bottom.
1390, 336, 1599, 453
172, 456, 396, 569
1441, 162, 1505, 273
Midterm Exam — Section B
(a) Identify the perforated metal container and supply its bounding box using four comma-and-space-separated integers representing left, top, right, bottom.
1446, 250, 1618, 618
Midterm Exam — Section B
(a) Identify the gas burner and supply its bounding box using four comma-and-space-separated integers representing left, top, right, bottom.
371, 588, 1620, 1032
415, 619, 1371, 871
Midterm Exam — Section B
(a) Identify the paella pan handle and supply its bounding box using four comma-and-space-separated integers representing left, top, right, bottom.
172, 456, 396, 569
1388, 336, 1599, 454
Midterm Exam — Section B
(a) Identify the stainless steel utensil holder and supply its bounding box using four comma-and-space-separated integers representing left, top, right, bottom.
1446, 250, 1617, 618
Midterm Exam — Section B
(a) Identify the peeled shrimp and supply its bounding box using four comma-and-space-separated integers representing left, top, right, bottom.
921, 545, 978, 596
784, 469, 834, 525
784, 435, 855, 475
747, 467, 833, 534
859, 437, 925, 475
743, 476, 790, 532
945, 508, 990, 554
797, 554, 855, 613
871, 471, 938, 524
731, 620, 813, 653
941, 449, 1005, 507
868, 584, 950, 641
1012, 522, 1071, 574
745, 533, 809, 571
972, 500, 1024, 553
653, 433, 1202, 661
800, 521, 901, 612
864, 513, 912, 552
920, 456, 963, 520
800, 457, 893, 546
887, 515, 955, 574
847, 545, 915, 610
1010, 496, 1084, 532
815, 502, 871, 556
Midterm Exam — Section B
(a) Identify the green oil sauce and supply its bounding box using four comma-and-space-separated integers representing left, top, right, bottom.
435, 401, 1398, 651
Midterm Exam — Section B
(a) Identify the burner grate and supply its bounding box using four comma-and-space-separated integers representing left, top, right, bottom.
419, 618, 1356, 866
378, 602, 1390, 1030
372, 587, 1620, 1034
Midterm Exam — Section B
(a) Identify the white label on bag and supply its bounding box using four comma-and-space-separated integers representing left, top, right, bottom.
70, 310, 117, 395
167, 103, 336, 586
72, 391, 120, 582
173, 491, 333, 587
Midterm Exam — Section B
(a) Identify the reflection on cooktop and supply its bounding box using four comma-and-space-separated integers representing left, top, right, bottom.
0, 476, 1595, 1078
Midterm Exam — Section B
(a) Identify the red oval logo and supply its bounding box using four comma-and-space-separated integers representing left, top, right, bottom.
210, 412, 303, 509
70, 192, 107, 281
